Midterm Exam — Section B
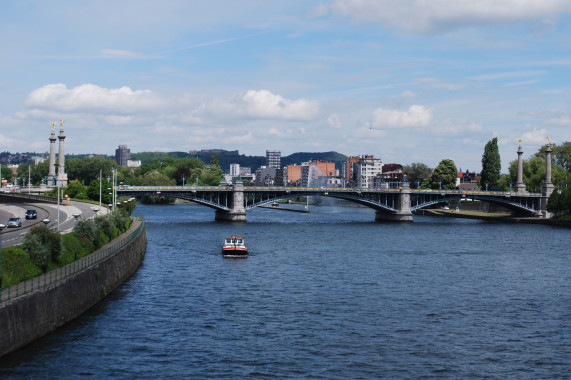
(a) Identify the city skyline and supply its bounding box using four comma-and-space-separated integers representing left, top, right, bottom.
1, 1, 570, 172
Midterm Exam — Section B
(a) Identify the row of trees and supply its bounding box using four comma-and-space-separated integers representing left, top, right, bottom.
13, 154, 224, 204
3, 208, 132, 287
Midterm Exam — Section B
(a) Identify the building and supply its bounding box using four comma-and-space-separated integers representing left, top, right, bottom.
345, 155, 383, 188
266, 150, 281, 169
255, 166, 276, 186
286, 165, 302, 186
115, 145, 130, 167
239, 167, 251, 176
127, 160, 141, 168
230, 163, 240, 177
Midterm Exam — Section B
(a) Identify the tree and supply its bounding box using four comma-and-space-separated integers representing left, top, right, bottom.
403, 162, 432, 188
427, 159, 458, 190
210, 153, 220, 167
64, 180, 88, 200
480, 137, 501, 190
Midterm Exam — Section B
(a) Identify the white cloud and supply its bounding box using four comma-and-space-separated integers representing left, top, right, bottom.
25, 83, 163, 114
327, 114, 343, 129
372, 105, 433, 128
522, 127, 550, 144
314, 0, 571, 33
214, 89, 319, 121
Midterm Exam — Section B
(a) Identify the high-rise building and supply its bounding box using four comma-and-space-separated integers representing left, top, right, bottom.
115, 145, 130, 167
230, 163, 240, 177
266, 150, 281, 169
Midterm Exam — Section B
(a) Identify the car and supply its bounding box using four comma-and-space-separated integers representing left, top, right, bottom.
25, 209, 37, 219
7, 217, 22, 228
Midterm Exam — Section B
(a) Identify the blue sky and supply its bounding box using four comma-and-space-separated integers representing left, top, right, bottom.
1, 0, 570, 172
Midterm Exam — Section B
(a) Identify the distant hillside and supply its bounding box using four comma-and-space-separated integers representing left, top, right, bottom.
130, 150, 348, 173
282, 152, 348, 167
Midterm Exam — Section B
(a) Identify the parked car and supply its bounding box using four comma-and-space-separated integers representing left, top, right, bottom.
7, 217, 22, 228
25, 209, 37, 219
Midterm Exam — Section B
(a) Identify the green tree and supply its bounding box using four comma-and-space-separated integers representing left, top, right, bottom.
64, 180, 88, 200
480, 137, 501, 189
507, 154, 568, 193
87, 177, 112, 204
428, 159, 458, 190
1, 165, 14, 182
141, 170, 175, 186
403, 162, 432, 188
200, 165, 223, 186
210, 153, 220, 167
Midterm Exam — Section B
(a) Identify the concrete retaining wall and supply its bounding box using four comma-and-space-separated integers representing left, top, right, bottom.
0, 220, 147, 358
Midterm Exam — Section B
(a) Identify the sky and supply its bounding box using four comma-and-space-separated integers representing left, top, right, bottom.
1, 0, 570, 172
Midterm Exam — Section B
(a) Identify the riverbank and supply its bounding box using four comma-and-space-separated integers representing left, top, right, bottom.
420, 209, 571, 227
0, 218, 147, 358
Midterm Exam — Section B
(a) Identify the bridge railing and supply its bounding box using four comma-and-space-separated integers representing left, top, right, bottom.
117, 185, 542, 197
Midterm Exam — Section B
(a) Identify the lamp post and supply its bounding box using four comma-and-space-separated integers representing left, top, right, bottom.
108, 204, 113, 238
182, 175, 186, 186
99, 168, 102, 209
0, 223, 6, 287
73, 213, 80, 260
42, 218, 50, 273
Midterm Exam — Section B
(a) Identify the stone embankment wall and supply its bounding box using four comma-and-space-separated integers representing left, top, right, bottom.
0, 219, 147, 358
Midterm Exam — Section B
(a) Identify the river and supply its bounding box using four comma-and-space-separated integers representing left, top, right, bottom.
1, 203, 570, 379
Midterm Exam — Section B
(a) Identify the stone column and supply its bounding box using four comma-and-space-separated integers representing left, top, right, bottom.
514, 139, 526, 193
540, 142, 555, 218
57, 122, 68, 187
375, 182, 413, 222
48, 124, 57, 181
215, 180, 246, 222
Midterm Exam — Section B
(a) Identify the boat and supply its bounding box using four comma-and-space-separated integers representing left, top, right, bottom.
222, 235, 248, 257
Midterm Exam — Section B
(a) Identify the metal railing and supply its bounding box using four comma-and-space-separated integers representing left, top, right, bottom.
0, 218, 145, 303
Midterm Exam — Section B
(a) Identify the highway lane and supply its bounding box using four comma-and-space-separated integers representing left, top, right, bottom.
0, 201, 109, 247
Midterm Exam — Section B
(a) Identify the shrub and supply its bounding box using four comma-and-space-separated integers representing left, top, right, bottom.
1, 247, 43, 287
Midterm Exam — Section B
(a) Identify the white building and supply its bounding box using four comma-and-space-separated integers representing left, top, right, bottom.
355, 155, 383, 188
230, 163, 240, 177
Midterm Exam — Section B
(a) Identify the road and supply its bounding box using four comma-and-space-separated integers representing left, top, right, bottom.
0, 201, 109, 248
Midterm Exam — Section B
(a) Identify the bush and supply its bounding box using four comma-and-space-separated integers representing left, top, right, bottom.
1, 247, 43, 287
22, 225, 62, 267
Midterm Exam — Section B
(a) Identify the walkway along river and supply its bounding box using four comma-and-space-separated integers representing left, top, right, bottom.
0, 203, 569, 378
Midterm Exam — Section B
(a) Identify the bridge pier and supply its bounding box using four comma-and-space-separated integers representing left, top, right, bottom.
375, 182, 413, 222
214, 180, 247, 222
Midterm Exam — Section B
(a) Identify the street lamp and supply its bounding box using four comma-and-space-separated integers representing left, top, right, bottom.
0, 223, 6, 287
42, 218, 50, 273
182, 175, 186, 186
73, 213, 81, 260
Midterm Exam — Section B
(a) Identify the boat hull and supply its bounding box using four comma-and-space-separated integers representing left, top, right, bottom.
222, 248, 248, 257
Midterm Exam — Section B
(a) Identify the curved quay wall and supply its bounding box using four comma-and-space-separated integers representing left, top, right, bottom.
0, 218, 147, 358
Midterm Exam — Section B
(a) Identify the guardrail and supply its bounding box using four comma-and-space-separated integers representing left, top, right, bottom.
0, 218, 145, 303
117, 185, 542, 197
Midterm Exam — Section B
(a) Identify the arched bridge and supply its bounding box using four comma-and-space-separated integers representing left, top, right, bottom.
117, 182, 544, 222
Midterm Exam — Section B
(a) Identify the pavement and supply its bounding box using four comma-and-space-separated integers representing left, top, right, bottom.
0, 200, 109, 247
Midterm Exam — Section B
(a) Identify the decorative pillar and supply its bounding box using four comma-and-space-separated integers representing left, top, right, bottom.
514, 138, 526, 193
57, 120, 68, 187
48, 123, 57, 182
540, 138, 555, 218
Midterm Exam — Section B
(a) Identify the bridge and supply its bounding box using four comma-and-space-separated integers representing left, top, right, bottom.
116, 182, 545, 222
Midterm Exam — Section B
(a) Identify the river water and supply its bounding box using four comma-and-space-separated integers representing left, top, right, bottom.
1, 203, 570, 379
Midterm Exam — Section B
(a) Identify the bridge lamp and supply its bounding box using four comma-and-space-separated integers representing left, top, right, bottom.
486, 182, 489, 191
72, 213, 81, 260
0, 223, 5, 287
42, 218, 50, 273
182, 175, 186, 186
